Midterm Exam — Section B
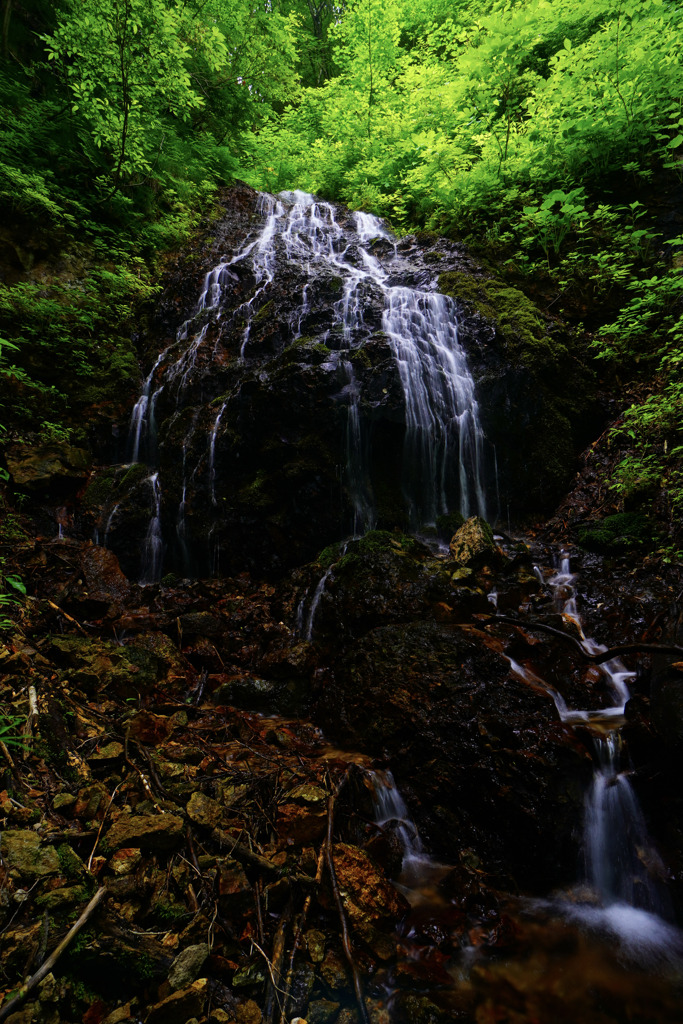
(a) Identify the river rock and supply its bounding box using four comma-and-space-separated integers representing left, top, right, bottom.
331, 843, 407, 957
449, 515, 497, 566
102, 813, 184, 852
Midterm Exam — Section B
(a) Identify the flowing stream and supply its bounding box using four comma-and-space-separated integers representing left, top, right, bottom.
512, 554, 681, 963
126, 190, 487, 582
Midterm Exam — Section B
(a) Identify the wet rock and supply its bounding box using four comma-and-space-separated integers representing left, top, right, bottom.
301, 531, 467, 641
322, 620, 587, 892
285, 962, 316, 1017
168, 943, 209, 990
1, 830, 61, 879
5, 443, 90, 494
102, 813, 184, 852
320, 950, 350, 993
144, 978, 207, 1024
449, 516, 497, 567
392, 993, 450, 1024
77, 545, 132, 610
178, 612, 224, 637
331, 843, 407, 957
213, 674, 279, 710
102, 1004, 136, 1024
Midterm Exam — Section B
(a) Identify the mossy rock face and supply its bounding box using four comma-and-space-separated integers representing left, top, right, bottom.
577, 512, 655, 552
440, 270, 601, 514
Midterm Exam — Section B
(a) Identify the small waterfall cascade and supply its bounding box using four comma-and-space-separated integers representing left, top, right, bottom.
514, 554, 679, 958
125, 189, 487, 581
369, 768, 426, 873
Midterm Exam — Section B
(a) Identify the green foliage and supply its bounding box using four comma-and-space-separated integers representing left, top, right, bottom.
0, 571, 25, 633
245, 0, 683, 231
0, 708, 27, 748
577, 511, 655, 553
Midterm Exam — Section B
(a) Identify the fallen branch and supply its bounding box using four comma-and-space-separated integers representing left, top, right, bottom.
87, 784, 121, 872
45, 599, 88, 636
325, 773, 369, 1024
0, 886, 107, 1022
476, 616, 683, 665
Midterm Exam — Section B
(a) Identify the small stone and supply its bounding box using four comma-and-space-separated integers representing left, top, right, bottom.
91, 741, 124, 761
305, 929, 326, 963
168, 943, 209, 991
127, 711, 174, 746
74, 783, 108, 820
207, 1012, 234, 1024
144, 979, 207, 1024
109, 848, 143, 876
1, 830, 60, 879
288, 784, 327, 804
102, 1003, 135, 1024
103, 813, 184, 852
235, 1000, 262, 1024
186, 791, 225, 829
232, 962, 266, 987
53, 793, 77, 814
307, 1001, 340, 1024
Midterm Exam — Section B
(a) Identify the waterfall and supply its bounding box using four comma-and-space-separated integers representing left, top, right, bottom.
125, 189, 488, 580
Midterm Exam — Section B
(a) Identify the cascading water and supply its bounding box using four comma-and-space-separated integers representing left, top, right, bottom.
125, 189, 487, 581
513, 554, 680, 961
140, 473, 163, 584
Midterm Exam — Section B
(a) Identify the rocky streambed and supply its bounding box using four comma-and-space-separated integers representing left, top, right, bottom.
1, 517, 683, 1024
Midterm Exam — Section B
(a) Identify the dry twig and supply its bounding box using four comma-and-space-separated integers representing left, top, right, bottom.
0, 887, 107, 1023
